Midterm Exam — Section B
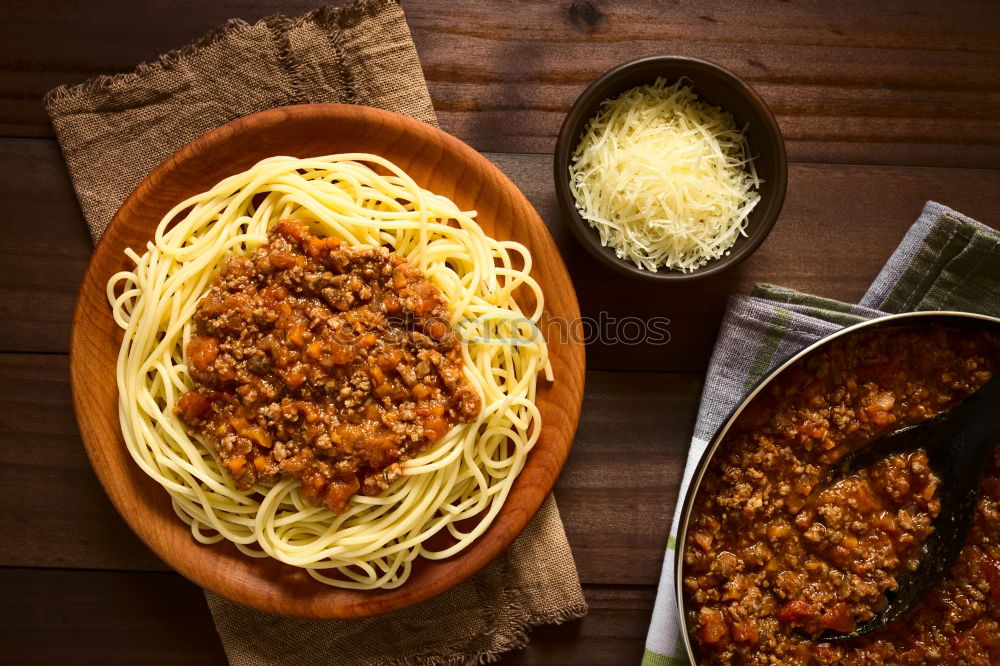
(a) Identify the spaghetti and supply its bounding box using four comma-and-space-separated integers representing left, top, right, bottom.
108, 154, 550, 589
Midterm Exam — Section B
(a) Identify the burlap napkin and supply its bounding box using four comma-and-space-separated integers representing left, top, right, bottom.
45, 1, 587, 663
642, 201, 1000, 665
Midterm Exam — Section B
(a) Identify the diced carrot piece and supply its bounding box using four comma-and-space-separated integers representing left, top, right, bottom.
852, 482, 879, 512
324, 476, 361, 513
698, 608, 729, 645
287, 324, 309, 347
692, 531, 713, 551
383, 294, 401, 314
240, 426, 272, 449
259, 284, 288, 304
282, 455, 308, 473
268, 248, 295, 269
225, 456, 247, 477
766, 522, 790, 540
795, 423, 827, 439
187, 335, 219, 371
731, 621, 759, 644
327, 343, 355, 366
428, 320, 448, 339
412, 282, 438, 314
421, 415, 450, 441
175, 391, 212, 421
284, 366, 306, 388
378, 349, 404, 368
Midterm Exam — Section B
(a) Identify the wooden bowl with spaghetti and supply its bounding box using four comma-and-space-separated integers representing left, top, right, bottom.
70, 104, 585, 619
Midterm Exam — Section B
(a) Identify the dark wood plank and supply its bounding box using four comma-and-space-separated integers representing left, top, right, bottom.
0, 138, 91, 353
3, 1, 998, 167
555, 371, 699, 584
6, 137, 999, 372
0, 353, 166, 572
0, 566, 651, 666
0, 352, 698, 585
0, 568, 228, 665
501, 586, 654, 665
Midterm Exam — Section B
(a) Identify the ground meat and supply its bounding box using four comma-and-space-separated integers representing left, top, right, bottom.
174, 220, 481, 512
684, 325, 1000, 665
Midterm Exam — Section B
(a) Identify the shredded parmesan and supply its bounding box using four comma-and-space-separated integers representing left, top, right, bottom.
568, 77, 761, 273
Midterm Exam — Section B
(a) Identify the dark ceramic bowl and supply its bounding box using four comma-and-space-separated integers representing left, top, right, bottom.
554, 55, 787, 282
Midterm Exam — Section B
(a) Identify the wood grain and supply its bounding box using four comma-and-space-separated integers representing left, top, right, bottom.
69, 104, 585, 618
0, 139, 91, 352
0, 569, 228, 666
0, 353, 167, 572
0, 568, 651, 666
0, 353, 697, 585
3, 1, 998, 167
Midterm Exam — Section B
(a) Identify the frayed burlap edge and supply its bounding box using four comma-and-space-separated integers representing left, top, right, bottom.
42, 0, 397, 111
381, 551, 589, 666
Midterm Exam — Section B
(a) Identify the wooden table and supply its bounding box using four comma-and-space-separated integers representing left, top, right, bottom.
2, 2, 999, 663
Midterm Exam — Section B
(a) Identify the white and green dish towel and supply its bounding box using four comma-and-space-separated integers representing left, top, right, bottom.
642, 201, 1000, 665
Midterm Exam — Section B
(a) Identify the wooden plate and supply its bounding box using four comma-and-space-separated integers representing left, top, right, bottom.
70, 104, 585, 619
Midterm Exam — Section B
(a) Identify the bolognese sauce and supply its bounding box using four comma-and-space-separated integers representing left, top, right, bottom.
684, 326, 1000, 664
174, 220, 481, 513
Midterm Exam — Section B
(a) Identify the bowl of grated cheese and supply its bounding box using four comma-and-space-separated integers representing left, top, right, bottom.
554, 55, 787, 281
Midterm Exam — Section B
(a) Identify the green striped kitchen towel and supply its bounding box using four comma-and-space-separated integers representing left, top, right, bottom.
642, 201, 1000, 665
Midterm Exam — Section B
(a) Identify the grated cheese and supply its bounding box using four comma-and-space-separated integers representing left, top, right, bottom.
568, 77, 761, 273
